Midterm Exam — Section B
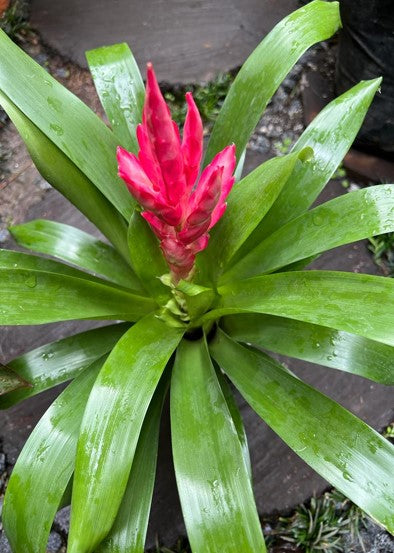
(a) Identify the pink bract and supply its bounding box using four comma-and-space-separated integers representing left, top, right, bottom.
117, 62, 236, 281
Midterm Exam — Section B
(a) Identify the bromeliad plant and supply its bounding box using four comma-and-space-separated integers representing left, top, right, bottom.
0, 2, 393, 552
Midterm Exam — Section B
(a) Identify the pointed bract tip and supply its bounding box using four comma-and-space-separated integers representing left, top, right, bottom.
146, 62, 157, 83
116, 145, 127, 163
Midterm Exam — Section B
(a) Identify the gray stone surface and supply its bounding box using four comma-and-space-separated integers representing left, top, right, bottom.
30, 0, 299, 83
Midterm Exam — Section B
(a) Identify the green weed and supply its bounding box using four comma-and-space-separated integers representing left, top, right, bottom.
368, 232, 394, 277
267, 490, 366, 553
0, 0, 29, 41
383, 423, 394, 440
164, 73, 234, 128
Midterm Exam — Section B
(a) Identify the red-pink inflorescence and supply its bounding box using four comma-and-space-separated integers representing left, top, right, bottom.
117, 63, 236, 281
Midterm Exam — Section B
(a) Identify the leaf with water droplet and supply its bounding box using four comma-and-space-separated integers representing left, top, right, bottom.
24, 274, 37, 288
49, 123, 64, 136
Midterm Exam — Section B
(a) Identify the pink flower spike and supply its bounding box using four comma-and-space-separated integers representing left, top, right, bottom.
182, 92, 203, 191
116, 62, 236, 282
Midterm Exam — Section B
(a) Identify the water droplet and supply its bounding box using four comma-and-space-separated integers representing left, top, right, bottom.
47, 96, 63, 113
342, 470, 354, 482
24, 275, 37, 288
312, 213, 325, 226
49, 123, 64, 136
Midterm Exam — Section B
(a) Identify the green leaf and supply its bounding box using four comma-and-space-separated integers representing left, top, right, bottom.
200, 271, 394, 346
204, 0, 341, 166
0, 90, 130, 260
2, 359, 103, 553
0, 364, 31, 396
86, 43, 145, 154
173, 280, 216, 321
97, 371, 169, 553
276, 255, 319, 273
0, 31, 134, 219
128, 211, 170, 303
0, 248, 119, 283
171, 338, 265, 553
0, 266, 155, 324
209, 330, 394, 533
1, 323, 129, 409
214, 365, 252, 480
221, 314, 394, 385
10, 219, 141, 290
199, 151, 308, 280
68, 315, 183, 553
250, 78, 382, 241
234, 149, 246, 182
223, 184, 394, 282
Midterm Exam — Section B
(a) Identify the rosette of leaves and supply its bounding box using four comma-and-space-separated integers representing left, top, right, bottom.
0, 2, 393, 552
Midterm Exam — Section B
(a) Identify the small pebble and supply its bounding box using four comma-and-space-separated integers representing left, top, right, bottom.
34, 53, 49, 66
53, 507, 70, 535
47, 531, 63, 553
0, 229, 10, 243
53, 67, 70, 79
38, 180, 52, 190
0, 534, 12, 553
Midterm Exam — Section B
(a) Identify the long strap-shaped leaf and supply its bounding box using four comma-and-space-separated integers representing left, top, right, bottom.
198, 151, 309, 280
204, 0, 341, 166
2, 359, 103, 553
0, 267, 155, 324
10, 219, 141, 290
0, 31, 134, 219
128, 211, 170, 304
0, 248, 128, 285
1, 323, 129, 409
215, 365, 252, 480
86, 43, 145, 154
68, 315, 183, 553
251, 78, 381, 242
171, 338, 265, 553
221, 314, 394, 385
199, 271, 394, 346
223, 184, 394, 281
0, 90, 130, 260
97, 372, 169, 553
209, 330, 394, 533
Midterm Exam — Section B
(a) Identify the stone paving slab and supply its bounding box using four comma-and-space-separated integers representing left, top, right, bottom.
30, 0, 299, 83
